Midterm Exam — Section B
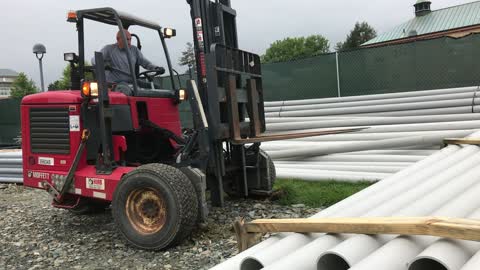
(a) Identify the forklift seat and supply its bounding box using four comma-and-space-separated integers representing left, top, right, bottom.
112, 83, 176, 98
136, 89, 176, 98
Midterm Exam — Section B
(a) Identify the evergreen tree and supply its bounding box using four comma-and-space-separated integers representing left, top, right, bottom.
337, 22, 377, 51
179, 42, 196, 67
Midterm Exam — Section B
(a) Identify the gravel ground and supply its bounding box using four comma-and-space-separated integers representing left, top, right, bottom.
0, 184, 321, 270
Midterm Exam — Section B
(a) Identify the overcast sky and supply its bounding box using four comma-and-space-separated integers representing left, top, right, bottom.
0, 0, 473, 87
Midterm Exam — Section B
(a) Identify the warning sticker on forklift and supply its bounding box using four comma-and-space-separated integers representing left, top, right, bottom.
195, 18, 202, 27
38, 157, 54, 166
86, 177, 105, 190
69, 115, 80, 132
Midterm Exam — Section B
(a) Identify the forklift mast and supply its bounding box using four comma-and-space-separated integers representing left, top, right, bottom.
186, 0, 270, 207
187, 0, 238, 85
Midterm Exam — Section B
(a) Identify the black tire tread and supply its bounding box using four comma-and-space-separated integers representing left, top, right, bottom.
113, 163, 198, 249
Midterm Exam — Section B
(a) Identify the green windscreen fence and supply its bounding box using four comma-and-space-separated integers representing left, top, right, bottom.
262, 33, 480, 100
338, 34, 480, 97
262, 53, 339, 101
0, 99, 21, 146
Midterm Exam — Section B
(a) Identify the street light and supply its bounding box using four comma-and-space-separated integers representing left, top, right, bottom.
33, 43, 46, 92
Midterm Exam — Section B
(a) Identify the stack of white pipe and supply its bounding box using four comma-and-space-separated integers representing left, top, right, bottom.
0, 150, 22, 183
259, 86, 480, 182
211, 130, 480, 270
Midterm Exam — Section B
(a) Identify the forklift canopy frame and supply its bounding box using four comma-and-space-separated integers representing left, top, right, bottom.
77, 8, 162, 31
74, 7, 176, 94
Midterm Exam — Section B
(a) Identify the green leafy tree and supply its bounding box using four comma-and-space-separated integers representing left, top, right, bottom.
261, 35, 330, 63
179, 42, 196, 68
48, 80, 63, 91
10, 73, 38, 99
337, 22, 377, 51
49, 63, 93, 90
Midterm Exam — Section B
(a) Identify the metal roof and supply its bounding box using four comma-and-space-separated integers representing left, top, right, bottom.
0, 69, 19, 77
363, 1, 480, 46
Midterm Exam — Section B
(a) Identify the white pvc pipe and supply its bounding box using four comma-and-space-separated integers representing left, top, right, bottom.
273, 161, 414, 167
407, 208, 480, 270
275, 168, 390, 182
267, 99, 479, 118
268, 133, 464, 159
318, 148, 480, 270
254, 145, 480, 270
265, 91, 477, 113
264, 86, 478, 107
266, 114, 480, 132
290, 130, 476, 142
296, 154, 425, 163
233, 146, 460, 270
348, 176, 480, 270
275, 164, 403, 173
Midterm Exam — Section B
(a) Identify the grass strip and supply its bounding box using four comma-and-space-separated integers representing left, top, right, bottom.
274, 179, 372, 208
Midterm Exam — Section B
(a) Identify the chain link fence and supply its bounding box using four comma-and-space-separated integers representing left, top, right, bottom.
263, 33, 480, 100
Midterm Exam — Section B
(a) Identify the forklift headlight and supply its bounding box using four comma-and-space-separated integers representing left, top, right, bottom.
64, 52, 78, 63
178, 89, 187, 101
163, 28, 177, 38
82, 82, 99, 97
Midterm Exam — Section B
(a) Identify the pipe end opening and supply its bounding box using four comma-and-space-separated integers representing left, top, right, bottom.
409, 258, 448, 270
317, 253, 350, 270
241, 258, 264, 270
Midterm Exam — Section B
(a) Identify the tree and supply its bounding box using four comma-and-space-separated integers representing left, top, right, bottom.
48, 80, 63, 91
179, 42, 196, 68
49, 63, 93, 90
10, 73, 38, 99
337, 22, 377, 51
261, 35, 330, 63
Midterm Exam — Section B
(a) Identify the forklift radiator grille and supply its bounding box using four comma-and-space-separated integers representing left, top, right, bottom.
30, 108, 71, 154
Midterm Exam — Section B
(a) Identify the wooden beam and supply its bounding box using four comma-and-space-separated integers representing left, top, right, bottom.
444, 138, 480, 146
234, 217, 480, 252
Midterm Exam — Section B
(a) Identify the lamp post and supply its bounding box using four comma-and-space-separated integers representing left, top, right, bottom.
32, 44, 46, 92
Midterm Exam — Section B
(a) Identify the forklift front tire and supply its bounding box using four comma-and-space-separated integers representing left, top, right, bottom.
112, 164, 198, 250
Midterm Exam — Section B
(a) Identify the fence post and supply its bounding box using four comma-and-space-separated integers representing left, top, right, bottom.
336, 52, 341, 97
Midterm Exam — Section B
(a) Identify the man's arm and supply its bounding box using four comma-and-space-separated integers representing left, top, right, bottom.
135, 48, 158, 70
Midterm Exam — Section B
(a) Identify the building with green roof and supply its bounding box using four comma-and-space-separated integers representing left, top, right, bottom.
363, 1, 480, 47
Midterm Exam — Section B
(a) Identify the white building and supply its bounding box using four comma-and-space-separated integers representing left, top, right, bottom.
0, 69, 19, 97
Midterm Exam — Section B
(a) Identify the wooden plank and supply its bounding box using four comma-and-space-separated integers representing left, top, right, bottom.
244, 217, 480, 242
444, 138, 480, 146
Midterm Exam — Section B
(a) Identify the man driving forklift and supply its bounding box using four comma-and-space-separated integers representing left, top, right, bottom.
96, 29, 165, 89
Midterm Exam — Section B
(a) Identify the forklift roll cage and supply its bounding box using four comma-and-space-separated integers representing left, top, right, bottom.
72, 7, 177, 94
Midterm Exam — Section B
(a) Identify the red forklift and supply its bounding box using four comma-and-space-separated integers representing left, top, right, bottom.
21, 1, 358, 250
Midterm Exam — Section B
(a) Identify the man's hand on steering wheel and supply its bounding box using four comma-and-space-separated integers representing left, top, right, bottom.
138, 67, 166, 82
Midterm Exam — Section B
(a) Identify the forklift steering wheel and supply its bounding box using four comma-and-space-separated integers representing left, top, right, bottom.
138, 69, 165, 82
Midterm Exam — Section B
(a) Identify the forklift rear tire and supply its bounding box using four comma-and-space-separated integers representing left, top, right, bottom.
112, 163, 198, 250
257, 149, 276, 191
